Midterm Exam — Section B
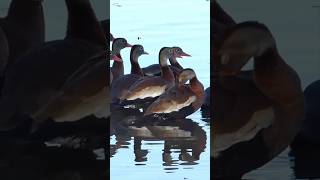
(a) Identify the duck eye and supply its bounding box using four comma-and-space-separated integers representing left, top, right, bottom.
140, 47, 143, 51
169, 49, 173, 53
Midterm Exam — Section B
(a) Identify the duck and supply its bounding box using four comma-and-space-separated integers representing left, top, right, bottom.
142, 47, 191, 77
110, 38, 132, 80
111, 44, 148, 104
0, 0, 106, 131
120, 47, 177, 108
144, 68, 204, 119
31, 50, 119, 131
110, 50, 122, 84
212, 21, 305, 179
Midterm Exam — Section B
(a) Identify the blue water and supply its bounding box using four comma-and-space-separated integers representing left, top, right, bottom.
110, 0, 210, 179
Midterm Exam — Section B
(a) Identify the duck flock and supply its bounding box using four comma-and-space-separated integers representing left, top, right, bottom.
212, 1, 305, 179
109, 36, 206, 119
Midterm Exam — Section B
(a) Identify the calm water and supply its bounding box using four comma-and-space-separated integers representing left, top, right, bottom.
110, 0, 210, 180
220, 0, 320, 179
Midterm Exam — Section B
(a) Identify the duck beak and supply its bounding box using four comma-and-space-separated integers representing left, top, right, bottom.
126, 43, 133, 47
143, 51, 149, 55
180, 51, 191, 57
112, 55, 122, 62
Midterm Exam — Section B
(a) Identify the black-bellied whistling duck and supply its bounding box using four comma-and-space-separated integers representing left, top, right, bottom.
110, 51, 122, 84
111, 45, 148, 104
111, 38, 132, 80
120, 47, 177, 108
0, 0, 106, 131
0, 0, 45, 66
142, 47, 191, 77
212, 21, 305, 179
31, 50, 121, 129
144, 68, 204, 119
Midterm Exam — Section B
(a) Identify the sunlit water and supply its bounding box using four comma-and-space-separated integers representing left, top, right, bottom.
110, 0, 210, 179
220, 0, 320, 179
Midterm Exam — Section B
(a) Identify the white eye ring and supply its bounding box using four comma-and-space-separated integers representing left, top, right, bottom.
221, 54, 230, 65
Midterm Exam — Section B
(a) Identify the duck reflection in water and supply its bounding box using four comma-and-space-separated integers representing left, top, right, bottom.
110, 110, 207, 167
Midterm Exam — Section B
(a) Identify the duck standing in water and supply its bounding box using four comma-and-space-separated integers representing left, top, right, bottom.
111, 45, 148, 105
110, 38, 132, 81
144, 68, 204, 119
142, 47, 191, 77
212, 21, 305, 179
120, 47, 177, 109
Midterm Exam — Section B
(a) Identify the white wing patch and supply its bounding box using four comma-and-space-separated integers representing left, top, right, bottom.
153, 95, 196, 114
126, 86, 166, 100
53, 87, 109, 122
213, 107, 274, 158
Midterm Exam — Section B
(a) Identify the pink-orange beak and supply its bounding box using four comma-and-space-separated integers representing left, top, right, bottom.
143, 51, 149, 55
177, 51, 191, 58
126, 43, 133, 48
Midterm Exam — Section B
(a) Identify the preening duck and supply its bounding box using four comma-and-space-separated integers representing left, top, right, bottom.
142, 47, 191, 77
0, 0, 106, 131
111, 45, 148, 104
120, 47, 176, 108
110, 38, 132, 80
144, 68, 204, 119
212, 21, 305, 179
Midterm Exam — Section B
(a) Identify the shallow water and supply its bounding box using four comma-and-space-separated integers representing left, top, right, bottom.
110, 0, 210, 179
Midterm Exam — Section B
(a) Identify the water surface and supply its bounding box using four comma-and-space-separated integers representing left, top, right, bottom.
110, 0, 210, 179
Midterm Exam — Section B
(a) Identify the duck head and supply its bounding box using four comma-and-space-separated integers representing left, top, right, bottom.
178, 68, 196, 85
159, 47, 176, 67
112, 38, 132, 57
217, 21, 276, 76
173, 47, 191, 58
130, 44, 148, 62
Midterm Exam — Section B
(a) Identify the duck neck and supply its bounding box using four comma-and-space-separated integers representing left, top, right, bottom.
65, 0, 105, 46
130, 54, 143, 76
159, 55, 174, 82
190, 77, 205, 108
253, 47, 303, 105
254, 47, 280, 72
111, 53, 123, 79
169, 57, 183, 69
213, 1, 235, 25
